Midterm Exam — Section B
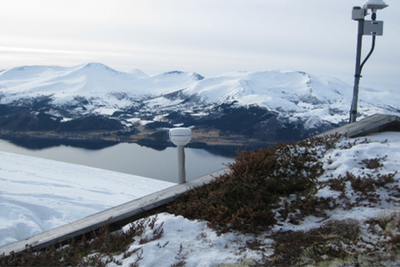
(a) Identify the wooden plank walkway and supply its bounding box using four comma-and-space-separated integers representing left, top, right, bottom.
319, 114, 400, 138
0, 168, 228, 256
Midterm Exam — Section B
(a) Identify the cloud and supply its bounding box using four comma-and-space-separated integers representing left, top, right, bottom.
0, 0, 398, 91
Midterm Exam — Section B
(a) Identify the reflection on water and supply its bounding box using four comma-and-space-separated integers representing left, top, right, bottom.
7, 138, 119, 150
0, 138, 235, 183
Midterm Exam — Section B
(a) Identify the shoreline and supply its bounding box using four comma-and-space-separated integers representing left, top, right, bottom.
0, 130, 273, 155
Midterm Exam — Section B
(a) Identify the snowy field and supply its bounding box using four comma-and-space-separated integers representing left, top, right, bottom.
0, 153, 174, 247
1, 131, 400, 266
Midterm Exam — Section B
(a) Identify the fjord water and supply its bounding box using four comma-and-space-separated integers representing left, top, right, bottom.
0, 139, 234, 183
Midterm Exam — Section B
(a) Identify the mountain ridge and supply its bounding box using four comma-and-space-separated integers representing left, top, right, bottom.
0, 63, 399, 147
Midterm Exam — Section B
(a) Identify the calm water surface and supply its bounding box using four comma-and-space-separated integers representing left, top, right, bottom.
0, 139, 235, 183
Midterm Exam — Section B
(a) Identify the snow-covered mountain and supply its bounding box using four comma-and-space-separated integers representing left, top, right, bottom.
0, 63, 399, 144
0, 63, 203, 113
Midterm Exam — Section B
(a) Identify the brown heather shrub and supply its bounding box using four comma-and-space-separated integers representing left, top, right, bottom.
168, 135, 341, 233
0, 216, 164, 267
266, 219, 360, 266
362, 156, 387, 170
347, 171, 397, 194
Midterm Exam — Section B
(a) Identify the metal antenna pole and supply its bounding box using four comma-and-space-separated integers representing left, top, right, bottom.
349, 2, 387, 123
349, 19, 364, 123
177, 145, 186, 184
169, 127, 191, 184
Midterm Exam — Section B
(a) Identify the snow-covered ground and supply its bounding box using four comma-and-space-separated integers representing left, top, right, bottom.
1, 131, 400, 266
0, 152, 174, 247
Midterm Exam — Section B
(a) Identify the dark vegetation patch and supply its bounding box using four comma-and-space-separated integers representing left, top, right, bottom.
266, 219, 360, 266
0, 104, 15, 116
0, 216, 166, 267
205, 105, 274, 136
264, 213, 400, 266
362, 156, 387, 169
144, 121, 172, 131
168, 134, 398, 236
323, 171, 397, 210
59, 116, 123, 131
0, 110, 60, 131
0, 109, 123, 132
168, 135, 342, 233
9, 95, 54, 109
165, 111, 185, 120
116, 128, 139, 136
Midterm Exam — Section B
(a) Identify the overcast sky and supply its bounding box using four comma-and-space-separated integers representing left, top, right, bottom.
0, 0, 399, 91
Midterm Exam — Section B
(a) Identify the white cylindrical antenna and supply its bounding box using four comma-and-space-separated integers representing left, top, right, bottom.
169, 128, 192, 184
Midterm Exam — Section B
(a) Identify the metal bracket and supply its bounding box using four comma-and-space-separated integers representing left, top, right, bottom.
363, 20, 384, 35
